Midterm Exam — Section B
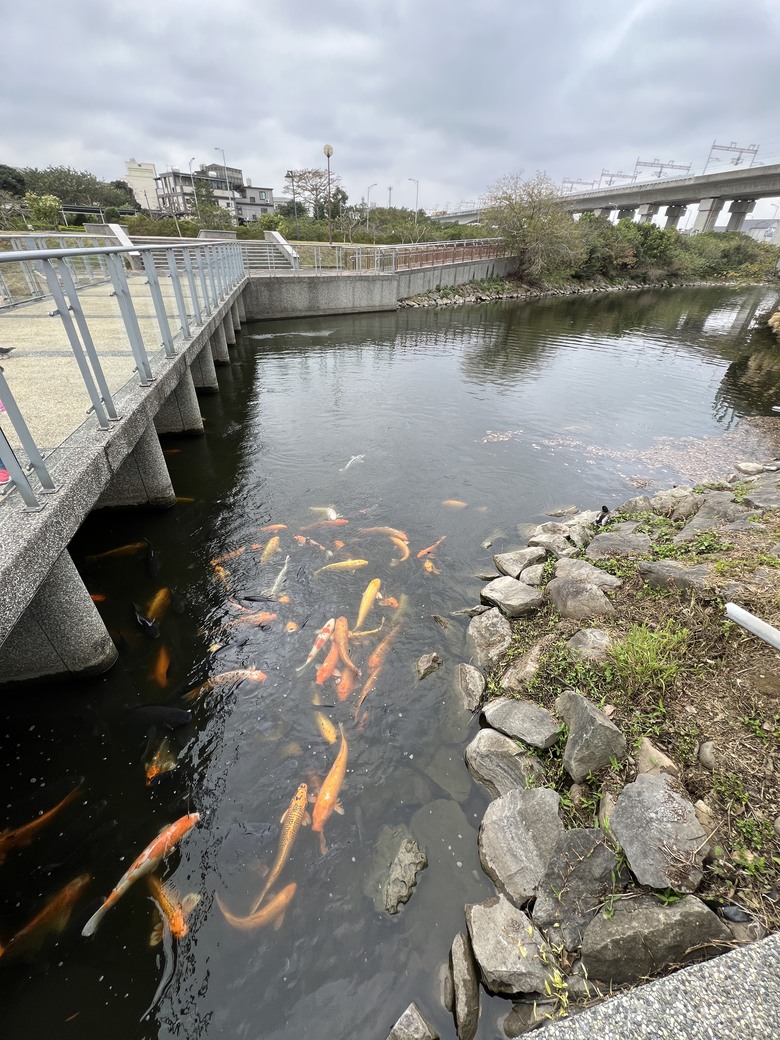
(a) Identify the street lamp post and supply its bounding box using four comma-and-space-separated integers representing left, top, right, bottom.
286, 170, 300, 240
366, 183, 377, 233
323, 144, 334, 245
388, 186, 392, 208
214, 146, 234, 220
408, 178, 419, 224
188, 156, 202, 223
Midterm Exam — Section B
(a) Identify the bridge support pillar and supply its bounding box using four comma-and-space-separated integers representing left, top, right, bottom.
693, 198, 725, 233
726, 199, 756, 233
211, 323, 231, 364
637, 203, 660, 224
95, 425, 176, 510
236, 293, 247, 324
0, 550, 118, 687
191, 341, 220, 393
222, 312, 236, 347
664, 205, 687, 229
230, 301, 241, 331
154, 367, 204, 436
617, 207, 637, 221
593, 207, 614, 219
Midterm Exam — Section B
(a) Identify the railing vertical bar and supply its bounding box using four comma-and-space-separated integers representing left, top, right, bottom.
0, 369, 58, 494
0, 427, 42, 510
106, 253, 155, 386
165, 250, 190, 339
142, 252, 176, 357
182, 248, 202, 325
205, 248, 218, 308
197, 247, 212, 312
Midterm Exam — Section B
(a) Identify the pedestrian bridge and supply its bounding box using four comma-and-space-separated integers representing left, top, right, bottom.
0, 230, 515, 688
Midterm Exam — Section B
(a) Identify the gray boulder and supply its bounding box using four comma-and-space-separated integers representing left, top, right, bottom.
532, 828, 624, 951
619, 494, 653, 514
580, 894, 731, 985
672, 491, 749, 544
478, 788, 563, 906
365, 824, 428, 914
449, 932, 480, 1040
467, 608, 512, 669
638, 560, 713, 593
386, 1002, 439, 1040
611, 773, 707, 892
545, 577, 615, 620
465, 728, 544, 798
500, 644, 543, 691
482, 697, 560, 749
481, 577, 544, 618
586, 531, 652, 559
555, 691, 626, 781
635, 737, 680, 778
493, 547, 546, 579
466, 895, 556, 996
417, 653, 442, 680
649, 487, 696, 516
456, 663, 485, 712
527, 532, 578, 559
555, 557, 622, 589
521, 563, 545, 586
566, 628, 613, 662
671, 493, 703, 521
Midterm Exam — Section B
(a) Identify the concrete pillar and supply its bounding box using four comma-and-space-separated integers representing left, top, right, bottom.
664, 205, 687, 230
236, 293, 247, 323
692, 198, 725, 234
617, 207, 637, 221
191, 341, 220, 393
95, 425, 175, 510
153, 367, 204, 436
593, 207, 614, 219
230, 301, 241, 331
725, 199, 756, 233
222, 312, 236, 347
211, 323, 231, 364
637, 203, 660, 224
0, 550, 118, 686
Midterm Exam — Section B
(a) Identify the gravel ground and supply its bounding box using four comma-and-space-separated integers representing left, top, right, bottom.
535, 934, 780, 1038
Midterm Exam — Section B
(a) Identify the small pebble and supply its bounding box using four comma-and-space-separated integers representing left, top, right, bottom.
699, 740, 717, 770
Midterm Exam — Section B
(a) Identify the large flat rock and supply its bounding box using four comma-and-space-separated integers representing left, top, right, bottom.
465, 728, 544, 798
466, 894, 556, 996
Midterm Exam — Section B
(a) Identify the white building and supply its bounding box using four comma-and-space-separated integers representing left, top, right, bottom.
155, 162, 274, 223
124, 159, 159, 210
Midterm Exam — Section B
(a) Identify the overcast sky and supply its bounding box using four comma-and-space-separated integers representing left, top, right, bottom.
3, 0, 779, 217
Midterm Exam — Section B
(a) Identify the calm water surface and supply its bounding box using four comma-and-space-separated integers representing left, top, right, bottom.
1, 285, 779, 1040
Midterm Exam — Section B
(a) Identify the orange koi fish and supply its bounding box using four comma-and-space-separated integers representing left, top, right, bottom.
334, 616, 360, 675
354, 578, 381, 631
250, 784, 308, 913
90, 593, 107, 603
212, 564, 230, 588
144, 733, 177, 785
316, 640, 341, 685
258, 524, 288, 533
312, 726, 348, 854
0, 782, 82, 865
293, 535, 334, 557
314, 559, 368, 577
146, 587, 172, 623
221, 610, 277, 630
423, 558, 441, 575
163, 448, 182, 455
333, 539, 346, 550
389, 537, 409, 564
217, 882, 297, 932
260, 535, 282, 563
355, 623, 403, 717
182, 668, 267, 703
210, 547, 246, 567
0, 874, 91, 962
295, 618, 335, 673
81, 812, 200, 936
379, 597, 399, 609
442, 499, 467, 508
148, 875, 200, 946
417, 536, 446, 558
86, 542, 148, 561
336, 666, 359, 702
150, 644, 171, 688
315, 713, 338, 745
300, 519, 349, 530
285, 621, 299, 633
359, 526, 409, 542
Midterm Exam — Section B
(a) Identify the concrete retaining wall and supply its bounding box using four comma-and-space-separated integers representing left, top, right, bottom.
243, 257, 517, 321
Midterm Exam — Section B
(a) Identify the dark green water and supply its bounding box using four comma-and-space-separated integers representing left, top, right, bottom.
1, 285, 779, 1040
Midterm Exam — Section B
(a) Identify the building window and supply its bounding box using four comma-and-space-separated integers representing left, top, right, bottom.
259, 191, 267, 201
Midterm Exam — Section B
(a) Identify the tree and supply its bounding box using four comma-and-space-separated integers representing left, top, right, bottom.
283, 168, 345, 220
22, 165, 138, 210
485, 171, 584, 282
194, 178, 234, 230
24, 191, 61, 229
0, 164, 25, 197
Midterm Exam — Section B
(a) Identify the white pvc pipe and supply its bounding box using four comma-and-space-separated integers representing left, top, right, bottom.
725, 602, 780, 652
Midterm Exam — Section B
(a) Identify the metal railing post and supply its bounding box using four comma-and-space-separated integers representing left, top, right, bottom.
106, 253, 155, 386
0, 427, 44, 511
182, 248, 202, 326
205, 247, 218, 308
0, 368, 59, 501
165, 249, 190, 340
142, 252, 177, 357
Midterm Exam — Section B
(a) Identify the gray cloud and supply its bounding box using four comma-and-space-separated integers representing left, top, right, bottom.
2, 0, 779, 214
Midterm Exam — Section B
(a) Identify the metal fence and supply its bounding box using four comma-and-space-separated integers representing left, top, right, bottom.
0, 232, 118, 308
284, 237, 510, 275
0, 238, 244, 511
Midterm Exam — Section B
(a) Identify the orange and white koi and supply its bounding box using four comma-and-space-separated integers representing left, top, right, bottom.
250, 784, 308, 912
308, 506, 342, 520
293, 534, 334, 557
0, 783, 82, 865
148, 875, 200, 946
210, 547, 246, 567
441, 499, 467, 508
354, 578, 381, 631
315, 713, 338, 744
81, 813, 200, 936
312, 726, 348, 854
260, 535, 282, 563
417, 536, 446, 558
295, 618, 335, 672
217, 882, 297, 932
359, 526, 409, 542
316, 639, 341, 685
0, 874, 91, 962
314, 559, 368, 577
389, 537, 409, 564
182, 668, 267, 703
334, 616, 360, 675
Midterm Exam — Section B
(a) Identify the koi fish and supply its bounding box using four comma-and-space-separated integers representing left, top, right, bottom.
336, 666, 359, 702
353, 669, 381, 718
333, 539, 346, 550
210, 547, 246, 566
293, 535, 334, 557
250, 784, 308, 913
182, 668, 267, 703
217, 882, 297, 932
295, 618, 335, 672
355, 623, 403, 717
146, 587, 172, 623
262, 555, 290, 598
221, 610, 277, 630
389, 537, 409, 564
90, 593, 107, 603
417, 536, 446, 558
442, 499, 468, 508
354, 578, 381, 631
150, 644, 171, 688
258, 524, 288, 533
163, 448, 181, 456
379, 597, 399, 609
175, 496, 195, 504
423, 558, 441, 574
359, 526, 409, 542
81, 812, 200, 936
309, 506, 342, 520
315, 713, 338, 744
314, 560, 368, 577
0, 874, 91, 962
334, 616, 360, 675
315, 640, 341, 685
339, 455, 364, 472
312, 726, 348, 855
300, 519, 350, 530
213, 564, 231, 589
148, 875, 201, 946
144, 732, 177, 785
285, 621, 299, 633
0, 781, 82, 865
86, 542, 148, 561
260, 535, 282, 563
